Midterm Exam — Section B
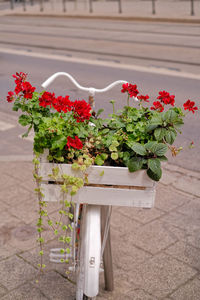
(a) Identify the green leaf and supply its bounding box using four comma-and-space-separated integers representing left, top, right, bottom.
164, 130, 177, 145
95, 155, 104, 166
52, 136, 66, 150
128, 157, 144, 172
154, 128, 166, 141
147, 168, 162, 181
96, 108, 104, 117
145, 141, 158, 152
148, 158, 161, 174
130, 142, 147, 156
163, 110, 177, 122
111, 152, 118, 160
150, 114, 163, 125
153, 143, 168, 156
126, 124, 134, 132
18, 114, 32, 126
158, 156, 168, 161
22, 125, 32, 138
100, 153, 108, 160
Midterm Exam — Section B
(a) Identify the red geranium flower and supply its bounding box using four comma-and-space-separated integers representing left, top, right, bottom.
183, 100, 198, 114
150, 101, 164, 112
53, 95, 72, 113
157, 90, 175, 106
121, 83, 139, 98
7, 91, 15, 102
39, 91, 56, 108
72, 100, 91, 122
137, 94, 149, 102
66, 136, 83, 150
21, 81, 36, 99
13, 72, 27, 84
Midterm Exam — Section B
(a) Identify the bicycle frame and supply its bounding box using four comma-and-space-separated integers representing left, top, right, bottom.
41, 72, 128, 300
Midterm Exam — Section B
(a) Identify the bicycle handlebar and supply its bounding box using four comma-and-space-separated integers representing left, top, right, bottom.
41, 72, 127, 96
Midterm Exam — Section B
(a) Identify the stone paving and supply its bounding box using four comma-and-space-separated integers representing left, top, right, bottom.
0, 160, 200, 299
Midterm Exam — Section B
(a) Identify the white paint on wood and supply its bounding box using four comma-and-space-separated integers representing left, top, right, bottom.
40, 183, 155, 208
40, 163, 154, 187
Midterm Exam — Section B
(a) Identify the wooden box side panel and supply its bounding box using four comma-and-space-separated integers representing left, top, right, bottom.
41, 183, 155, 208
40, 163, 154, 188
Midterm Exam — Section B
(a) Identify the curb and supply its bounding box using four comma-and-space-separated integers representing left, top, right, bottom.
3, 12, 200, 24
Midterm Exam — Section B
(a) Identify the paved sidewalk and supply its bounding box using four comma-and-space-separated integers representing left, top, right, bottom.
0, 160, 200, 299
1, 0, 200, 23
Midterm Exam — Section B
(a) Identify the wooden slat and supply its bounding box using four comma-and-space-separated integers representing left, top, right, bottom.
39, 163, 154, 187
40, 183, 155, 208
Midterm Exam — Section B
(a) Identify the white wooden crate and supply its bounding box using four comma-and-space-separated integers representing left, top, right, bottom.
39, 163, 156, 208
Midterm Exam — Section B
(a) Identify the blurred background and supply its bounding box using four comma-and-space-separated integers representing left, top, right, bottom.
0, 0, 199, 171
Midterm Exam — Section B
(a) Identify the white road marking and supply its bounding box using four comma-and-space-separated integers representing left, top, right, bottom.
0, 47, 200, 80
0, 120, 15, 131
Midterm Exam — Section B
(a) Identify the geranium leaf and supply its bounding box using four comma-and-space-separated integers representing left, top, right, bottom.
148, 158, 161, 174
130, 142, 147, 156
147, 167, 162, 181
154, 128, 166, 141
153, 143, 168, 156
128, 157, 144, 172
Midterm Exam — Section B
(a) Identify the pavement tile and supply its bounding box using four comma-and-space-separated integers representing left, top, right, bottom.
0, 244, 19, 261
125, 220, 177, 254
177, 198, 200, 220
111, 227, 152, 271
32, 270, 75, 299
19, 239, 71, 275
170, 277, 200, 300
0, 210, 21, 228
0, 283, 48, 300
155, 185, 192, 212
0, 255, 37, 290
130, 253, 197, 298
165, 241, 200, 271
99, 272, 137, 300
162, 211, 200, 234
173, 176, 200, 197
118, 205, 164, 224
186, 231, 200, 249
124, 288, 158, 300
0, 173, 18, 192
0, 284, 7, 298
7, 223, 38, 252
160, 169, 179, 186
9, 197, 39, 224
8, 196, 60, 225
1, 162, 33, 183
0, 184, 34, 206
110, 207, 140, 235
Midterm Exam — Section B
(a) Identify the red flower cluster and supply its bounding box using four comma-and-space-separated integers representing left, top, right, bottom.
157, 90, 175, 106
7, 91, 15, 103
66, 136, 83, 150
121, 83, 139, 98
183, 100, 198, 114
137, 94, 149, 102
151, 101, 164, 112
72, 100, 91, 122
54, 96, 72, 113
39, 92, 91, 122
39, 91, 56, 108
7, 72, 36, 101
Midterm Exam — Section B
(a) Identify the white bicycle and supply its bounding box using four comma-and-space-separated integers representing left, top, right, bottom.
40, 72, 155, 300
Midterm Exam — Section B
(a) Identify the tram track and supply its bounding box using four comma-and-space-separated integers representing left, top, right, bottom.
0, 29, 200, 50
0, 40, 200, 67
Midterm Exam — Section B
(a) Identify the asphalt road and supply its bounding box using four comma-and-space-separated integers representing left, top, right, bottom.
0, 16, 199, 172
